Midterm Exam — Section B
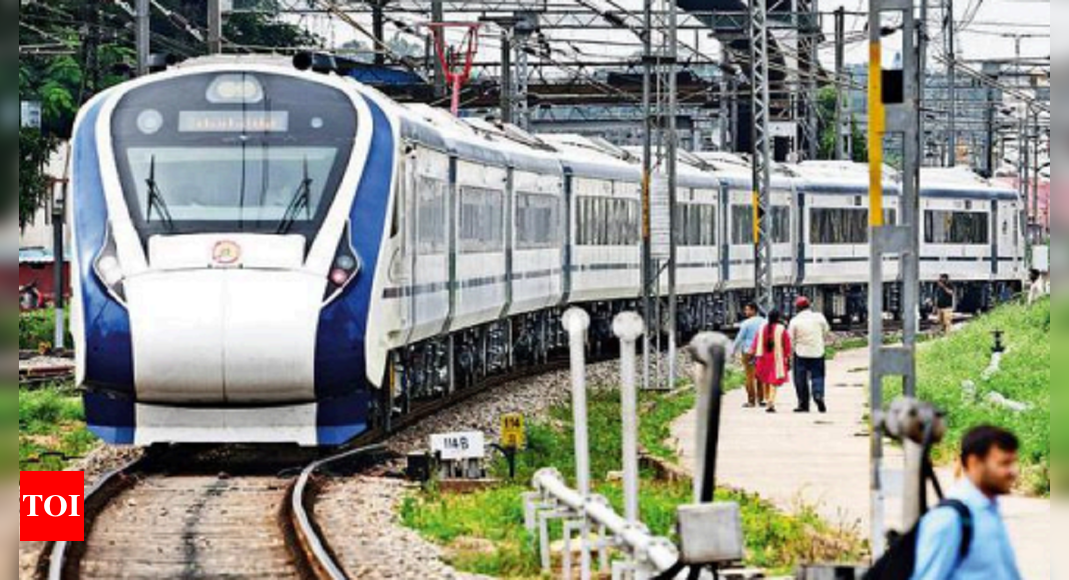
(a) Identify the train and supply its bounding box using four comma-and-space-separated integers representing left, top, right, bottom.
69, 56, 1026, 446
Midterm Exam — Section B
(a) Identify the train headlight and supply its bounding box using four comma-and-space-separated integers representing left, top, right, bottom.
93, 229, 127, 305
324, 223, 361, 304
206, 74, 265, 105
97, 256, 124, 287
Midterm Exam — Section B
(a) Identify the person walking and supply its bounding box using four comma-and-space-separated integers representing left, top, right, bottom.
733, 302, 767, 408
912, 426, 1024, 580
752, 310, 792, 414
788, 296, 831, 414
936, 274, 956, 336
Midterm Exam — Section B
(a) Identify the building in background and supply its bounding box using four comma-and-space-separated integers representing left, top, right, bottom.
19, 145, 72, 307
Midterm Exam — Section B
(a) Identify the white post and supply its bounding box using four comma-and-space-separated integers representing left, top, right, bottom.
613, 312, 645, 524
562, 308, 593, 580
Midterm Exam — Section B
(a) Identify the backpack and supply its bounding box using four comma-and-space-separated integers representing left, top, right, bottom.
864, 499, 975, 580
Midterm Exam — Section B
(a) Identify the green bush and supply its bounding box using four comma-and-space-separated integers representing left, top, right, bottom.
912, 299, 1050, 494
19, 308, 73, 350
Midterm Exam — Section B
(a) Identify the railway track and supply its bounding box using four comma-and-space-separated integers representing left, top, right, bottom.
39, 445, 381, 580
37, 354, 572, 580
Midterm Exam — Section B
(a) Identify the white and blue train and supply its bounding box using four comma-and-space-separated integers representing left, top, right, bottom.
69, 57, 1026, 446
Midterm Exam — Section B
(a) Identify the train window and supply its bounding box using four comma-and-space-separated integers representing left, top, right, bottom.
731, 205, 789, 245
516, 193, 561, 250
416, 176, 448, 254
459, 187, 504, 253
924, 211, 990, 245
772, 207, 790, 244
731, 206, 754, 245
675, 204, 717, 247
110, 72, 357, 240
576, 196, 640, 246
810, 208, 869, 244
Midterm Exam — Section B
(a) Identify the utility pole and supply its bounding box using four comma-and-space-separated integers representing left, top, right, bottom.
431, 0, 447, 98
666, 0, 680, 391
1031, 108, 1041, 241
751, 0, 774, 313
372, 0, 387, 66
720, 50, 731, 151
83, 0, 102, 94
868, 0, 921, 556
834, 6, 846, 160
800, 0, 820, 161
208, 0, 223, 55
52, 178, 67, 351
641, 0, 654, 392
945, 0, 957, 166
136, 0, 150, 76
500, 28, 513, 124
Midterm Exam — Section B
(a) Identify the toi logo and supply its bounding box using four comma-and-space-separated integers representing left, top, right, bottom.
20, 472, 85, 542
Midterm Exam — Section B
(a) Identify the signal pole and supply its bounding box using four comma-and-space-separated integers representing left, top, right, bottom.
868, 0, 922, 556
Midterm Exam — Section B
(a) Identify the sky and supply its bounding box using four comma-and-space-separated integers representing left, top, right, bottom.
293, 0, 1051, 73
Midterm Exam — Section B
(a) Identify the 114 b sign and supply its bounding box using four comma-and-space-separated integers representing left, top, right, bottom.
20, 472, 85, 542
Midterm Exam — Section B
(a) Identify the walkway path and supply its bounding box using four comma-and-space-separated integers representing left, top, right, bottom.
670, 348, 1050, 579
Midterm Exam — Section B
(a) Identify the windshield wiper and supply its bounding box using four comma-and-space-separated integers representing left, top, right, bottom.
145, 155, 176, 233
276, 157, 314, 235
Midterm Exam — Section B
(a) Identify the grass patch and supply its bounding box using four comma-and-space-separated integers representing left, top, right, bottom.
402, 369, 866, 577
19, 387, 97, 471
908, 299, 1050, 495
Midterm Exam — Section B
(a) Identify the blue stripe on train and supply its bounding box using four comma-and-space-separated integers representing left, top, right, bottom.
314, 96, 396, 444
74, 99, 137, 444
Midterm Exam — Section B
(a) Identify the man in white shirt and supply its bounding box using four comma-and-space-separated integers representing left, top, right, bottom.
788, 296, 831, 413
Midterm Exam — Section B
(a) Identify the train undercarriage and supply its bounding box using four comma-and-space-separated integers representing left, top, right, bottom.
374, 279, 1022, 432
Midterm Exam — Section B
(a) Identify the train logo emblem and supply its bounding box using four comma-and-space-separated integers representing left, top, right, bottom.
212, 241, 242, 266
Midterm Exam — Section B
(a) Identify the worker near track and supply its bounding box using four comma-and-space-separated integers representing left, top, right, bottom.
733, 302, 767, 408
788, 296, 831, 414
912, 426, 1023, 580
936, 274, 956, 336
752, 310, 791, 414
1028, 269, 1047, 305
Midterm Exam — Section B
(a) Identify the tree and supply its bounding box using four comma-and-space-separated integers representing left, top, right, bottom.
17, 0, 320, 222
817, 85, 868, 163
19, 129, 59, 229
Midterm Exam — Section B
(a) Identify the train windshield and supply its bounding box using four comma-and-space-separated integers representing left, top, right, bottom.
111, 72, 358, 240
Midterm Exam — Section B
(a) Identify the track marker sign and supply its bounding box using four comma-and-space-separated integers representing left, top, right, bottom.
430, 431, 485, 461
20, 471, 85, 542
501, 413, 526, 450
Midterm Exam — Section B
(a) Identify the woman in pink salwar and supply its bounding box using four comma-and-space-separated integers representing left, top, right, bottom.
753, 310, 792, 413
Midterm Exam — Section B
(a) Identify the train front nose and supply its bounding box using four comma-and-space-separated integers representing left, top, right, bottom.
125, 238, 325, 405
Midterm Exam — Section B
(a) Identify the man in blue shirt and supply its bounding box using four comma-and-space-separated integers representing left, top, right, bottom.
913, 426, 1023, 580
733, 302, 766, 408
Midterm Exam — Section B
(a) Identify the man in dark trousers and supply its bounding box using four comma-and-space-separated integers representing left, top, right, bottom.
787, 296, 830, 413
913, 426, 1023, 579
935, 274, 955, 336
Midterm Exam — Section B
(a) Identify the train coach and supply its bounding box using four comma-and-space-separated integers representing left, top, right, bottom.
68, 56, 1026, 447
